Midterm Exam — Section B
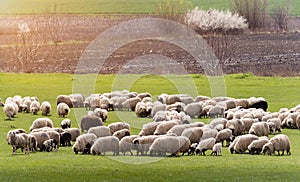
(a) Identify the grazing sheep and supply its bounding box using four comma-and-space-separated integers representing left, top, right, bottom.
61, 119, 71, 129
88, 126, 111, 138
90, 136, 119, 155
23, 99, 32, 113
267, 118, 282, 134
248, 136, 269, 155
113, 129, 130, 140
234, 99, 249, 108
153, 111, 168, 122
57, 103, 70, 117
30, 132, 51, 150
122, 97, 141, 111
199, 105, 212, 118
93, 108, 108, 122
119, 135, 138, 155
69, 93, 85, 108
149, 136, 181, 156
154, 120, 178, 135
226, 119, 244, 136
249, 122, 269, 137
3, 102, 18, 120
208, 106, 225, 118
99, 97, 114, 111
209, 118, 228, 128
29, 118, 54, 132
194, 95, 210, 102
135, 102, 151, 118
166, 95, 181, 105
7, 131, 28, 154
133, 135, 159, 156
57, 95, 73, 108
181, 127, 203, 143
64, 128, 80, 142
46, 131, 60, 151
240, 118, 258, 133
296, 114, 300, 130
151, 102, 167, 117
30, 100, 40, 115
80, 115, 104, 132
211, 143, 222, 156
60, 132, 72, 146
184, 102, 202, 118
188, 143, 198, 155
262, 134, 291, 156
40, 101, 51, 116
6, 129, 26, 144
215, 128, 233, 147
27, 134, 37, 152
167, 124, 191, 136
178, 136, 191, 156
231, 134, 259, 154
195, 138, 216, 155
13, 95, 23, 112
138, 122, 161, 136
40, 139, 57, 152
248, 97, 268, 111
108, 122, 130, 135
200, 128, 218, 141
73, 133, 97, 154
136, 92, 152, 100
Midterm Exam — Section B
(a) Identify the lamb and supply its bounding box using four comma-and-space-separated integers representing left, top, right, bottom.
69, 93, 85, 108
61, 119, 71, 129
60, 132, 72, 146
7, 131, 28, 154
80, 115, 104, 132
64, 128, 80, 142
262, 134, 291, 155
211, 143, 222, 156
93, 108, 108, 122
149, 136, 181, 156
88, 126, 111, 138
30, 100, 40, 115
267, 118, 282, 134
30, 132, 51, 150
73, 133, 97, 154
181, 127, 203, 143
247, 136, 269, 155
40, 139, 57, 152
231, 134, 259, 154
108, 122, 130, 135
183, 102, 202, 118
119, 135, 138, 155
133, 135, 159, 156
215, 128, 233, 147
138, 122, 161, 136
29, 118, 53, 132
226, 119, 244, 136
57, 95, 73, 108
3, 102, 18, 120
57, 102, 70, 117
195, 138, 216, 155
122, 97, 141, 111
187, 143, 198, 155
113, 129, 130, 140
40, 101, 51, 116
90, 136, 119, 155
208, 105, 225, 118
249, 122, 269, 137
154, 120, 178, 135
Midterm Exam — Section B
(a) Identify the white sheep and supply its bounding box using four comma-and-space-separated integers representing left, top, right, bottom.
23, 99, 32, 113
7, 131, 29, 154
93, 108, 108, 122
135, 101, 151, 118
90, 136, 119, 155
27, 134, 37, 152
113, 128, 131, 140
149, 136, 180, 156
72, 133, 97, 154
200, 128, 218, 141
262, 134, 291, 155
184, 102, 202, 118
99, 96, 113, 111
69, 93, 85, 108
57, 102, 70, 117
138, 122, 161, 136
195, 137, 216, 155
119, 135, 138, 155
30, 100, 40, 115
29, 118, 54, 132
181, 127, 203, 143
61, 119, 71, 129
122, 97, 141, 111
167, 124, 191, 136
225, 119, 244, 136
215, 128, 233, 147
29, 132, 51, 150
87, 126, 111, 138
64, 128, 80, 142
208, 105, 225, 118
80, 115, 104, 132
234, 99, 249, 108
296, 114, 300, 130
133, 135, 160, 156
40, 101, 51, 116
267, 118, 282, 134
57, 95, 73, 108
211, 143, 222, 156
154, 120, 178, 135
247, 136, 269, 155
249, 122, 269, 137
231, 134, 259, 154
108, 122, 130, 135
3, 102, 18, 120
150, 102, 166, 117
240, 118, 258, 133
178, 136, 191, 156
46, 131, 60, 151
209, 118, 228, 129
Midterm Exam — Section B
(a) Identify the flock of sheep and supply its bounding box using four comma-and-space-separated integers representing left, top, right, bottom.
3, 90, 299, 157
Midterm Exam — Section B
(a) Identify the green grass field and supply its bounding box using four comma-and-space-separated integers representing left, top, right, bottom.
0, 73, 300, 181
0, 0, 299, 15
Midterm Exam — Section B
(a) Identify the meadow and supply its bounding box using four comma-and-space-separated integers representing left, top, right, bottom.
0, 73, 300, 181
0, 0, 299, 15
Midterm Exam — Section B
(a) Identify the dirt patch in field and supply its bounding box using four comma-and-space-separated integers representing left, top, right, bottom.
0, 15, 299, 76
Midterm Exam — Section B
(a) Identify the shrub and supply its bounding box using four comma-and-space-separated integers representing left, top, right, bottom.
157, 0, 192, 23
185, 7, 248, 34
